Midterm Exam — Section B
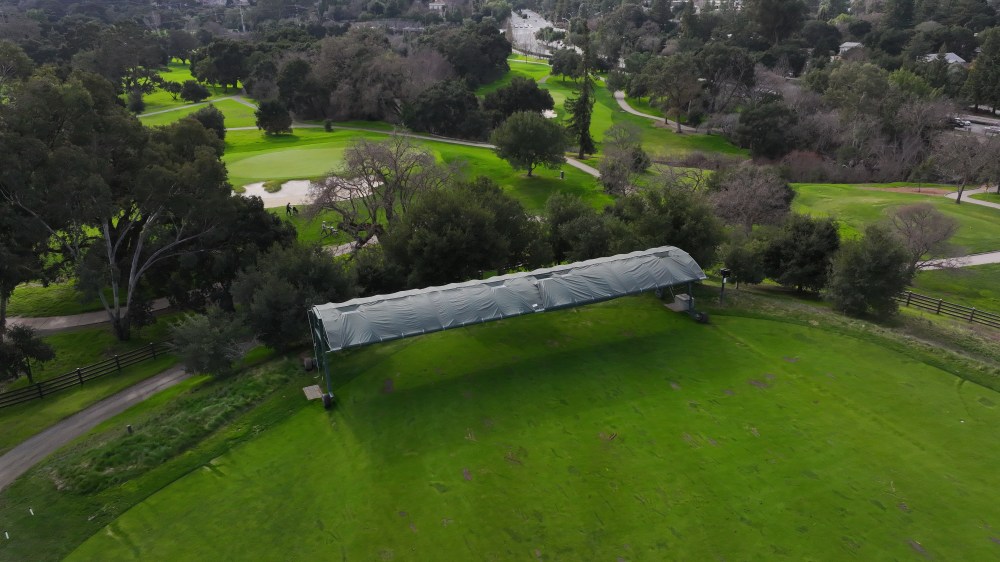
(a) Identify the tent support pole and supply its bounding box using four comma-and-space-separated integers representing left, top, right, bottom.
687, 282, 693, 312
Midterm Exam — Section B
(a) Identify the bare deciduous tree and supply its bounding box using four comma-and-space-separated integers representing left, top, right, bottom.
887, 203, 958, 272
709, 164, 795, 234
310, 135, 452, 248
932, 134, 997, 204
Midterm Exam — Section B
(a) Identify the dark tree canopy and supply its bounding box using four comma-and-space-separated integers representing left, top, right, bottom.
188, 104, 226, 140
0, 324, 54, 385
180, 80, 210, 103
735, 102, 799, 159
828, 223, 912, 318
607, 184, 724, 267
402, 80, 488, 139
232, 244, 355, 351
421, 22, 510, 86
383, 177, 551, 287
255, 99, 293, 135
482, 76, 555, 124
490, 111, 567, 177
745, 0, 806, 45
763, 214, 840, 292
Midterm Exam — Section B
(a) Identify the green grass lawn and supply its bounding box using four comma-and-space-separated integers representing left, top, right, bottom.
971, 192, 1000, 203
793, 183, 1000, 254
140, 98, 257, 128
624, 95, 664, 118
59, 295, 1000, 560
137, 60, 237, 115
225, 129, 609, 213
6, 282, 104, 317
913, 264, 1000, 312
476, 59, 552, 95
2, 316, 176, 393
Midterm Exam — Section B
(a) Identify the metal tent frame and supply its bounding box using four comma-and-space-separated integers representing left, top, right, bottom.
307, 246, 707, 407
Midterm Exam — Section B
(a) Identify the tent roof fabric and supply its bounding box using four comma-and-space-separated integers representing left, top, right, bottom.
310, 246, 706, 354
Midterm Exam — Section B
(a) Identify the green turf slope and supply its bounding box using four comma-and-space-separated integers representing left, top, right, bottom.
68, 297, 1000, 560
793, 184, 1000, 255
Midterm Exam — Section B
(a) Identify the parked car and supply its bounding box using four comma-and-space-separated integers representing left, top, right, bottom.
950, 117, 972, 129
985, 125, 1000, 136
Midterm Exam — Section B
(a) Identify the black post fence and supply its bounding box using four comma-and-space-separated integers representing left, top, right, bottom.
0, 342, 170, 409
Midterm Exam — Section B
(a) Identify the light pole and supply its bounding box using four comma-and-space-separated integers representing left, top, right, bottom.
719, 267, 731, 304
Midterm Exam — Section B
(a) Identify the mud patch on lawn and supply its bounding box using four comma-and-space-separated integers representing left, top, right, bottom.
670, 381, 681, 390
783, 356, 800, 363
382, 378, 394, 393
462, 468, 473, 481
898, 502, 910, 513
908, 539, 931, 558
989, 536, 1000, 546
599, 431, 619, 441
723, 388, 735, 396
749, 379, 770, 389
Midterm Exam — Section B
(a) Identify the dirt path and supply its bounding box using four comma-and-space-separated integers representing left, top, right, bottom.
945, 186, 1000, 209
0, 366, 190, 492
8, 298, 172, 335
921, 251, 1000, 270
613, 91, 697, 133
138, 96, 242, 117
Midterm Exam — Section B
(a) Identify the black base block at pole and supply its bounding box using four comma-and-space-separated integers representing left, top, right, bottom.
322, 393, 334, 410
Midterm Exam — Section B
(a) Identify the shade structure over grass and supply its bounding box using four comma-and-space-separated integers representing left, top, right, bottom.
308, 246, 707, 400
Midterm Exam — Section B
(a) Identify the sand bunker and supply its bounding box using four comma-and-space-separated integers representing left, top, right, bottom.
238, 180, 313, 207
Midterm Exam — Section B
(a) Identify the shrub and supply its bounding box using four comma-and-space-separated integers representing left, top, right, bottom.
169, 308, 251, 376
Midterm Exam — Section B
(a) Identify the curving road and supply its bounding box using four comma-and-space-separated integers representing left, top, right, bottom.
0, 366, 190, 492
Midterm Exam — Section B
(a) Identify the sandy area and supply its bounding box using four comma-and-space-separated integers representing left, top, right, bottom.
238, 180, 314, 208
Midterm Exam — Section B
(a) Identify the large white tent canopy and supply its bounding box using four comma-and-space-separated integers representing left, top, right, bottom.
308, 246, 706, 358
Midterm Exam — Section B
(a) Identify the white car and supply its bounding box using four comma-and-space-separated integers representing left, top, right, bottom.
985, 125, 1000, 136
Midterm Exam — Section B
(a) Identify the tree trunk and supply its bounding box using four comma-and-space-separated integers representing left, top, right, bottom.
0, 294, 7, 341
112, 315, 131, 341
955, 182, 966, 204
527, 166, 534, 177
675, 111, 682, 134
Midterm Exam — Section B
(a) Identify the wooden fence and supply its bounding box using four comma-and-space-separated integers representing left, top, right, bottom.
896, 291, 1000, 329
0, 342, 170, 409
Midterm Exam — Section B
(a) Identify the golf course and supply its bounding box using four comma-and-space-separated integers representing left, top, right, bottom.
49, 295, 1000, 560
7, 54, 1000, 562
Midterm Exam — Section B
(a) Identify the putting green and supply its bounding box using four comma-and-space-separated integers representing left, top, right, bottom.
68, 297, 1000, 560
227, 144, 345, 183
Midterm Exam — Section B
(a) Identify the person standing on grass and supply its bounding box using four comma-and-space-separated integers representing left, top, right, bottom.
286, 203, 292, 216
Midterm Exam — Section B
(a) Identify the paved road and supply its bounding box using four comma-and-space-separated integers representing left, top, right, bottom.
8, 298, 171, 334
613, 91, 697, 133
0, 366, 190, 492
944, 186, 1000, 209
921, 251, 1000, 270
138, 95, 244, 117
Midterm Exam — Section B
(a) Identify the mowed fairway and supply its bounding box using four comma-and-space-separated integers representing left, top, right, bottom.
793, 184, 1000, 255
224, 129, 610, 212
69, 297, 1000, 560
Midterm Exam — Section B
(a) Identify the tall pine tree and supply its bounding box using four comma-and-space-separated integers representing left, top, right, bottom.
566, 22, 596, 159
